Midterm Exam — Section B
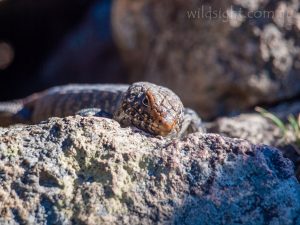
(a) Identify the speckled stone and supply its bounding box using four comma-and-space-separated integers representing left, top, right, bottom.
0, 116, 299, 224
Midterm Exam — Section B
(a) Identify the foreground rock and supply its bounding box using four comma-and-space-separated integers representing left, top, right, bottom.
0, 116, 299, 224
112, 0, 300, 119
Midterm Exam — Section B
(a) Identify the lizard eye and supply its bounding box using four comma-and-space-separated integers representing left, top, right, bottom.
142, 96, 149, 107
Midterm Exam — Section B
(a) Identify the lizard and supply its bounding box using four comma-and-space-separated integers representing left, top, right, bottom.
0, 82, 202, 137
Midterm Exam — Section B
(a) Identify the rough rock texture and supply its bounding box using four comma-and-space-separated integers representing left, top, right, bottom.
207, 100, 300, 178
0, 116, 299, 224
112, 0, 300, 119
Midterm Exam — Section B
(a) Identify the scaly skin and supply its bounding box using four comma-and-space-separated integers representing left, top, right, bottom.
0, 82, 195, 137
114, 82, 184, 137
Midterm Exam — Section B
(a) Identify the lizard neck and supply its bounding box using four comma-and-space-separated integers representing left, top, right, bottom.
112, 93, 131, 127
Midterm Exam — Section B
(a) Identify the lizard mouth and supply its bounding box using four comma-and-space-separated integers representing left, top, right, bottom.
150, 120, 178, 136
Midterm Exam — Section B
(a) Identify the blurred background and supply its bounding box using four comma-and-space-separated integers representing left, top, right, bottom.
0, 0, 299, 120
0, 0, 126, 99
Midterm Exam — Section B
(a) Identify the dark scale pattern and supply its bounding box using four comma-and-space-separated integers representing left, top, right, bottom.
27, 84, 128, 123
114, 82, 184, 136
0, 82, 185, 137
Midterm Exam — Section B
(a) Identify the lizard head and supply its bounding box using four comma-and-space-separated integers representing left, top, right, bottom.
114, 82, 184, 137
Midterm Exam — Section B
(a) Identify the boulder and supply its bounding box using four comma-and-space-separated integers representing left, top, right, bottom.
207, 100, 300, 179
112, 0, 300, 119
0, 116, 299, 224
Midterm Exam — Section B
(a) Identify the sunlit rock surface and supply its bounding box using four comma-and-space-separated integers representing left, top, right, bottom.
0, 116, 299, 224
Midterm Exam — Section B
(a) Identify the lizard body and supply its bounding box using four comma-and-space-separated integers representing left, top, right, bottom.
0, 82, 202, 137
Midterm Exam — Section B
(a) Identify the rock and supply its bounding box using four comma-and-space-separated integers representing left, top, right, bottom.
0, 116, 299, 224
207, 113, 282, 146
207, 100, 300, 146
112, 0, 300, 119
207, 100, 300, 179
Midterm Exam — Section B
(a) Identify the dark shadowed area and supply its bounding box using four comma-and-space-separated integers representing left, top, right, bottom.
0, 0, 126, 101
